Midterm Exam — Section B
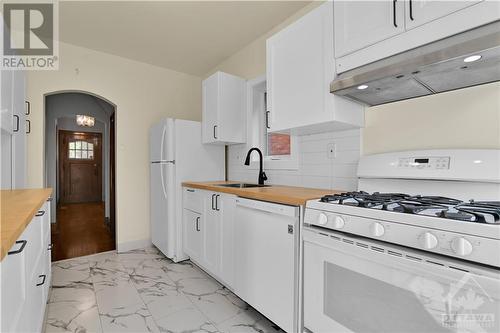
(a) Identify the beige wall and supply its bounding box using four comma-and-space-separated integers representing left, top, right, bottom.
27, 41, 201, 250
363, 82, 500, 154
205, 1, 322, 79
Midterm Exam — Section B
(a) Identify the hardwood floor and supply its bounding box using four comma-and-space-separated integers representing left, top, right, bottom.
51, 202, 115, 261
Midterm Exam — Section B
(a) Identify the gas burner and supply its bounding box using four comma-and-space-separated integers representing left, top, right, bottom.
318, 191, 500, 224
385, 199, 447, 215
411, 195, 463, 206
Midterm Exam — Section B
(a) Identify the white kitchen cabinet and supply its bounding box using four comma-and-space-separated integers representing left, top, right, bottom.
1, 70, 14, 134
266, 1, 364, 135
0, 201, 52, 333
182, 188, 236, 289
11, 70, 26, 188
334, 0, 405, 58
203, 191, 236, 288
202, 71, 246, 145
334, 0, 498, 73
234, 198, 298, 333
183, 208, 203, 263
0, 68, 27, 190
405, 0, 482, 30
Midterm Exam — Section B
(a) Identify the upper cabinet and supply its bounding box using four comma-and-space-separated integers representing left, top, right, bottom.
334, 0, 405, 58
202, 71, 246, 145
334, 0, 498, 73
405, 0, 482, 30
266, 1, 364, 135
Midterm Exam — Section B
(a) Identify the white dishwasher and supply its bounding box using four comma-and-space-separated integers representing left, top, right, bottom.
234, 197, 299, 333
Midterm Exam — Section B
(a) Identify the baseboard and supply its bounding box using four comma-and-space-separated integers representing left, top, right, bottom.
116, 238, 152, 253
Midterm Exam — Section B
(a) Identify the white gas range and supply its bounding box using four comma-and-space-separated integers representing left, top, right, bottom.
302, 149, 500, 333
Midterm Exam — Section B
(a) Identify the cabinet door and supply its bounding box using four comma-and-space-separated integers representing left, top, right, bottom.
217, 74, 246, 144
0, 239, 28, 332
202, 75, 219, 144
183, 209, 202, 262
23, 257, 46, 333
204, 193, 220, 274
334, 0, 405, 57
266, 2, 334, 132
11, 70, 26, 188
0, 70, 13, 133
1, 130, 12, 189
405, 0, 482, 29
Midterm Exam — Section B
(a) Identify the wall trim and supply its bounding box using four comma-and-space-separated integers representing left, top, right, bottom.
116, 238, 153, 253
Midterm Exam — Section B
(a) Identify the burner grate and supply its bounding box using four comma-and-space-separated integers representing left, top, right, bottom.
318, 191, 500, 224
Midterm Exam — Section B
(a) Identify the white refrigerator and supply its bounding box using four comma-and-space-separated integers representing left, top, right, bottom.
150, 118, 224, 262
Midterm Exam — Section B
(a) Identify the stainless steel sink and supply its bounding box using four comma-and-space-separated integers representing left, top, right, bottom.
217, 183, 271, 188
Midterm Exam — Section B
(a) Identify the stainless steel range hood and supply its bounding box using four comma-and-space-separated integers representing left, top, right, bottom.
330, 22, 500, 106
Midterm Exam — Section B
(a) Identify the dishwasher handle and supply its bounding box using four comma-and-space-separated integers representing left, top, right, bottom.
236, 198, 298, 218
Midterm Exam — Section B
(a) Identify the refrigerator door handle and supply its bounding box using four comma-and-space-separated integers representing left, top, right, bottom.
151, 160, 175, 164
160, 163, 168, 200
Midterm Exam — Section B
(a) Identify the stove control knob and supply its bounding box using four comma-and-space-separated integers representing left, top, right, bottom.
370, 222, 385, 237
451, 237, 473, 256
317, 213, 328, 226
332, 216, 345, 229
419, 232, 438, 250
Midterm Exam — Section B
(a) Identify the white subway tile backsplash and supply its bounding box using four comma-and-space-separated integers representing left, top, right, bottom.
227, 129, 362, 191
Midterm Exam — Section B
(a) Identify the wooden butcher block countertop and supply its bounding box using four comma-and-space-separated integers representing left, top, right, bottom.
182, 181, 343, 206
1, 188, 52, 261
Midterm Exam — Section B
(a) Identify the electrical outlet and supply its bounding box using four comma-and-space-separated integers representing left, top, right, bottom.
327, 143, 336, 159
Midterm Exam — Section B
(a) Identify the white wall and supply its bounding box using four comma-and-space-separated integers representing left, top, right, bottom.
26, 41, 202, 251
227, 129, 361, 191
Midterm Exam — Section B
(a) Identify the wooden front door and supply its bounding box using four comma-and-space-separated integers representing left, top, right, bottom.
59, 130, 102, 203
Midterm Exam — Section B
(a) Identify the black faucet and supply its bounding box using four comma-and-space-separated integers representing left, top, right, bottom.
244, 148, 268, 185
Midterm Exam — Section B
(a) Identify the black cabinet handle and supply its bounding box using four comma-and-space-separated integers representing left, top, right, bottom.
186, 189, 195, 193
393, 0, 398, 27
215, 195, 220, 211
409, 0, 414, 21
195, 217, 200, 232
13, 115, 20, 132
35, 210, 45, 217
8, 240, 27, 255
26, 119, 31, 134
36, 274, 46, 286
213, 125, 217, 139
211, 194, 216, 210
25, 101, 30, 115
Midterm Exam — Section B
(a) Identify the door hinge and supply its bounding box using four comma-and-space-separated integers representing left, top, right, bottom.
288, 225, 294, 234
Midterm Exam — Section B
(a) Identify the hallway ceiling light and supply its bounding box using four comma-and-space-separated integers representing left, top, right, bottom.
76, 115, 95, 127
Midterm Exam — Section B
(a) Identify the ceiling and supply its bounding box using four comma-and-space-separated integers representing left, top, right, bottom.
59, 1, 311, 76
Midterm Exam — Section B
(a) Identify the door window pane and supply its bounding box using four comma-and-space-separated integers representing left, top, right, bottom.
68, 140, 95, 160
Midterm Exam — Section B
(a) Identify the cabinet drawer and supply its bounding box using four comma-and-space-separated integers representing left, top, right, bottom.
183, 188, 204, 213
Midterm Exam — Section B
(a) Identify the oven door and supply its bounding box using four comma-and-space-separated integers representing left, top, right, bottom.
303, 228, 500, 333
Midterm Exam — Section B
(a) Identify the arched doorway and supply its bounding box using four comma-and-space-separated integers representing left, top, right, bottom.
44, 91, 116, 260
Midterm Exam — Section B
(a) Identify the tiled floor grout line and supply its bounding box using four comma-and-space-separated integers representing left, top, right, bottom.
122, 256, 165, 332
89, 257, 107, 333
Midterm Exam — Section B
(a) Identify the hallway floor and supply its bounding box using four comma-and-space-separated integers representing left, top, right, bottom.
52, 202, 115, 261
44, 247, 282, 333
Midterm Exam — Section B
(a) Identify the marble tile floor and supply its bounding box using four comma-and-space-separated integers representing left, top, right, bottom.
44, 247, 284, 333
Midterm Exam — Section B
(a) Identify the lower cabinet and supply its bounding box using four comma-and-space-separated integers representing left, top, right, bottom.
182, 188, 298, 333
182, 188, 236, 289
0, 201, 52, 333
